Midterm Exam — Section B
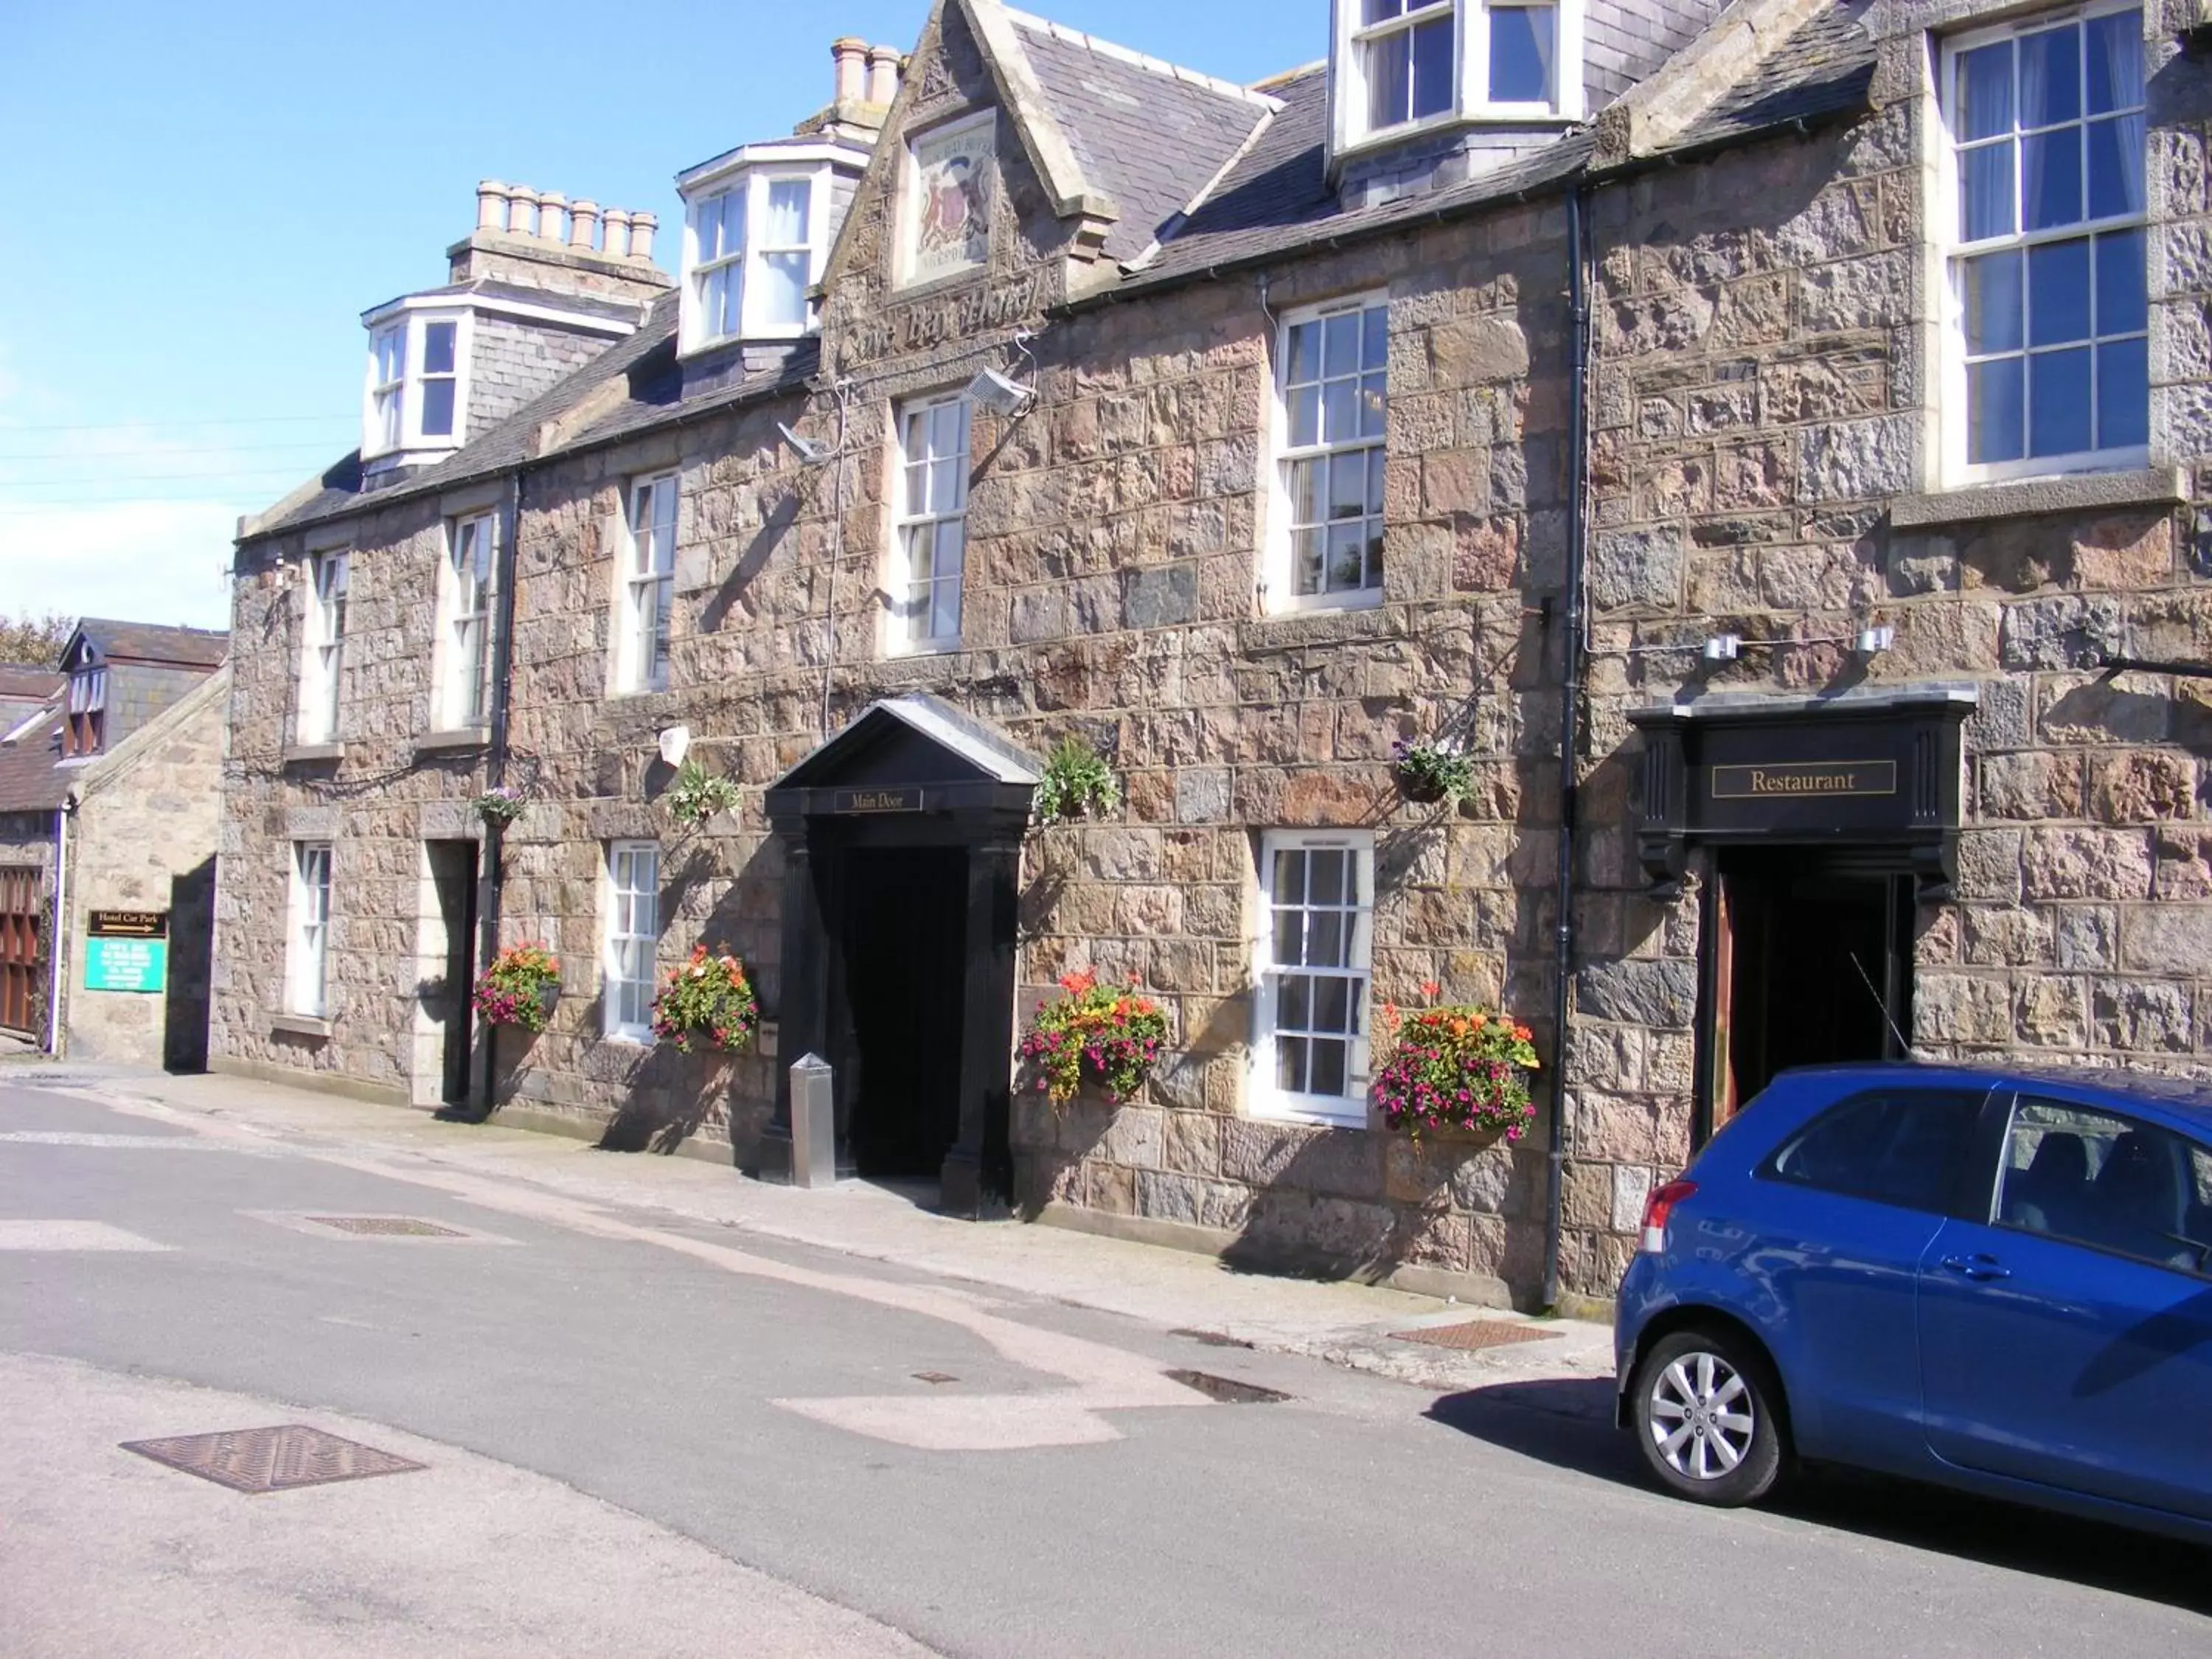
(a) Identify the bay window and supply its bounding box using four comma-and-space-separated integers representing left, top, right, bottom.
361, 309, 469, 460
681, 167, 828, 350
1335, 0, 1576, 148
1944, 5, 2147, 479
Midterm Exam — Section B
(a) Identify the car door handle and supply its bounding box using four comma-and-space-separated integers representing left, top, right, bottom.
1938, 1254, 2011, 1282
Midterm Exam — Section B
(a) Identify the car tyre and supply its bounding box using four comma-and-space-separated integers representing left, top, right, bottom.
1631, 1327, 1787, 1506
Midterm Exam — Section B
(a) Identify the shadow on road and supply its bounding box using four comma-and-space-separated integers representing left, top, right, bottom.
1426, 1378, 2212, 1618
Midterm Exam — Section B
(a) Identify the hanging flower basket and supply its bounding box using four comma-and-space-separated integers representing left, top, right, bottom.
664, 759, 742, 828
1020, 969, 1168, 1107
650, 945, 760, 1054
1392, 737, 1475, 807
473, 786, 528, 830
472, 942, 561, 1034
1373, 983, 1539, 1142
1036, 734, 1120, 825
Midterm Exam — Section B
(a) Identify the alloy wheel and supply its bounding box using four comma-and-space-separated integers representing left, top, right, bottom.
1646, 1349, 1757, 1482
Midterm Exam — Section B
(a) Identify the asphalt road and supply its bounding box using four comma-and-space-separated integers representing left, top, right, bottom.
4, 1077, 2209, 1658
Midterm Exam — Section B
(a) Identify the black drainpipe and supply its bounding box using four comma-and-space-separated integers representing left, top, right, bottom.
1543, 185, 1592, 1312
474, 465, 525, 1115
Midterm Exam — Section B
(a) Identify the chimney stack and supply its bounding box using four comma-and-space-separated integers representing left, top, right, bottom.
505, 185, 540, 237
602, 207, 633, 260
866, 44, 901, 105
568, 198, 600, 251
451, 182, 672, 299
476, 180, 507, 231
832, 37, 869, 105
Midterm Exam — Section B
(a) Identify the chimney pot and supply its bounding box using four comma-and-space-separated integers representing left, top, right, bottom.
568, 199, 601, 251
506, 185, 540, 237
476, 180, 509, 232
866, 45, 902, 106
537, 191, 568, 243
832, 36, 869, 105
628, 210, 658, 264
602, 207, 633, 259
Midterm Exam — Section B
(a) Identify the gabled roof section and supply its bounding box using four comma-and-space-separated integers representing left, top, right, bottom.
0, 700, 65, 812
1003, 9, 1278, 264
0, 665, 63, 702
69, 619, 229, 672
771, 693, 1043, 793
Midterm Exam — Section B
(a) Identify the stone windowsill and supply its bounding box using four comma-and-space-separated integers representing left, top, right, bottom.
282, 742, 346, 766
414, 727, 491, 755
1891, 466, 2187, 530
270, 1012, 333, 1039
1239, 599, 1393, 655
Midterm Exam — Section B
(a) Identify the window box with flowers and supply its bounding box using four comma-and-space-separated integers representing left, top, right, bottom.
650, 945, 761, 1054
1372, 982, 1538, 1141
472, 942, 562, 1034
1020, 970, 1169, 1107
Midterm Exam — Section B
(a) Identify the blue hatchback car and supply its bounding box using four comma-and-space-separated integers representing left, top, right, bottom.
1615, 1062, 2212, 1540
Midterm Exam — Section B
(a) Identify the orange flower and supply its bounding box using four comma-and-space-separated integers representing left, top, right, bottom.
1419, 980, 1441, 1001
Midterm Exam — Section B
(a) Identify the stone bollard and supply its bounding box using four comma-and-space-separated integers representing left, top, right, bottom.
790, 1054, 838, 1189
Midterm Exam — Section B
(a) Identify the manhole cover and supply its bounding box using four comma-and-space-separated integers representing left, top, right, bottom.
1169, 1328, 1255, 1349
121, 1425, 425, 1494
1164, 1368, 1291, 1404
1391, 1320, 1562, 1352
302, 1216, 467, 1238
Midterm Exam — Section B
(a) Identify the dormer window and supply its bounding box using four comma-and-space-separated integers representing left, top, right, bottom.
63, 667, 105, 758
361, 309, 469, 462
1334, 0, 1579, 153
680, 165, 829, 352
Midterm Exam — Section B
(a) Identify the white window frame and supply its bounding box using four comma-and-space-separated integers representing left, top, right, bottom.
603, 841, 661, 1043
361, 307, 472, 461
680, 164, 833, 352
1332, 0, 1582, 154
435, 512, 498, 731
614, 473, 678, 695
889, 392, 972, 653
1252, 831, 1375, 1127
297, 549, 349, 745
1936, 1, 2150, 487
1266, 293, 1391, 614
63, 665, 105, 758
287, 841, 334, 1018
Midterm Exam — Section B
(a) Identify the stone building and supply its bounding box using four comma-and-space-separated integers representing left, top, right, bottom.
219, 0, 2212, 1310
0, 620, 229, 1066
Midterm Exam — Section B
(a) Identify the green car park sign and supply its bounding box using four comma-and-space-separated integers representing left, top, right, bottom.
84, 911, 168, 994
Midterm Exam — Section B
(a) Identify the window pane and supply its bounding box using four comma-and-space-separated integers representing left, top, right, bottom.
2023, 128, 2083, 230
931, 456, 962, 512
1327, 522, 1369, 591
2097, 336, 2148, 449
757, 251, 808, 327
1961, 251, 2023, 354
422, 321, 457, 375
2020, 25, 2080, 128
1287, 320, 1321, 386
420, 378, 456, 437
1313, 975, 1352, 1034
1360, 372, 1388, 439
2085, 10, 2142, 116
2030, 346, 2094, 456
1767, 1091, 1983, 1211
1328, 453, 1366, 521
1361, 305, 1388, 369
1958, 140, 2015, 241
931, 580, 961, 640
1310, 1037, 1348, 1099
1278, 973, 1310, 1030
904, 458, 931, 516
1967, 358, 2025, 464
1363, 0, 1408, 21
1488, 6, 1554, 104
1310, 908, 1346, 968
2095, 229, 2147, 335
1274, 848, 1306, 907
1289, 456, 1323, 524
908, 521, 936, 584
1323, 378, 1359, 445
1955, 40, 2013, 141
2026, 237, 2092, 345
2087, 114, 2146, 218
765, 178, 810, 244
2003, 1100, 2202, 1270
1275, 909, 1304, 967
931, 400, 962, 454
1308, 849, 1344, 904
1411, 14, 1455, 115
1323, 311, 1360, 378
1287, 385, 1321, 448
1366, 28, 1411, 129
1366, 449, 1387, 514
1276, 1033, 1309, 1095
1293, 528, 1324, 594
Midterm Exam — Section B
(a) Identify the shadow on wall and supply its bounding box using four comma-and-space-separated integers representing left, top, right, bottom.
163, 858, 215, 1073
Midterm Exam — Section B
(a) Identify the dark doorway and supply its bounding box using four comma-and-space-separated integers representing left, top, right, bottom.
426, 840, 480, 1107
162, 858, 215, 1072
1703, 849, 1914, 1134
836, 846, 967, 1179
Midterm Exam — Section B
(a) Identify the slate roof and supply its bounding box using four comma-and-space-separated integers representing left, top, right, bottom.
1662, 1, 1877, 151
362, 276, 644, 327
0, 703, 66, 813
74, 620, 229, 669
0, 666, 62, 701
1006, 12, 1276, 263
247, 293, 818, 543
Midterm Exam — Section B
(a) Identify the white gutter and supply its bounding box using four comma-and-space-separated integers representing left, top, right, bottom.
46, 797, 72, 1057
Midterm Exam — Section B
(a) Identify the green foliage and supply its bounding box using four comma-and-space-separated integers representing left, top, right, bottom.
650, 945, 760, 1053
1373, 988, 1540, 1141
0, 610, 71, 668
1036, 734, 1119, 825
666, 758, 742, 827
1020, 969, 1169, 1107
472, 786, 528, 827
1391, 737, 1476, 806
472, 942, 561, 1032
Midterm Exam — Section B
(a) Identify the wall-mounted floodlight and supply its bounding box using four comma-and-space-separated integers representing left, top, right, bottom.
1703, 633, 1742, 663
1856, 625, 1896, 655
967, 366, 1034, 417
778, 422, 830, 465
657, 724, 692, 767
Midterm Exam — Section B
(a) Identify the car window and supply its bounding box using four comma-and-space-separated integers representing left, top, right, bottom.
1998, 1098, 2212, 1276
1761, 1090, 1985, 1214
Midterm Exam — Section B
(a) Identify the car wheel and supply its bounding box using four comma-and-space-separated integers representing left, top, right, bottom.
1631, 1328, 1787, 1506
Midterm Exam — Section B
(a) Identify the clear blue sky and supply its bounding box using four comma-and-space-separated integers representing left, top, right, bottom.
0, 0, 1317, 630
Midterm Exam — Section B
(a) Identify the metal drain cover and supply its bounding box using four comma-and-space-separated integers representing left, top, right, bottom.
122, 1425, 425, 1494
301, 1215, 467, 1237
1164, 1368, 1291, 1404
1391, 1320, 1562, 1352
